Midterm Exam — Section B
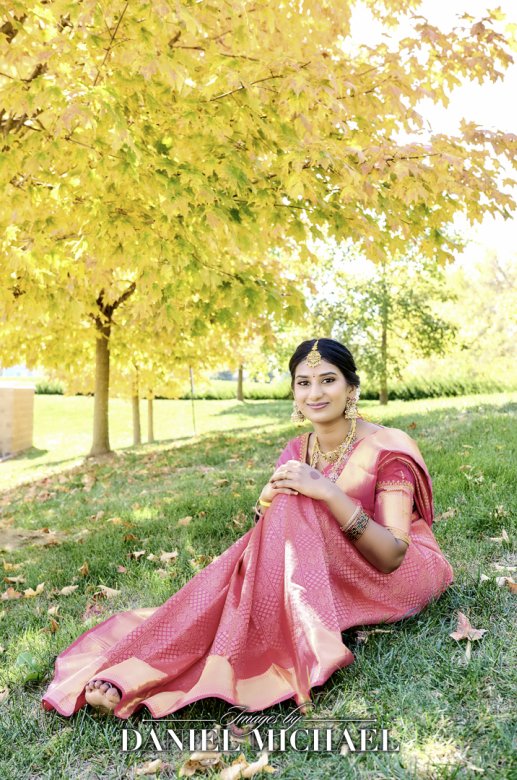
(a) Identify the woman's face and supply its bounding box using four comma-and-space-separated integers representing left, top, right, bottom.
293, 358, 354, 423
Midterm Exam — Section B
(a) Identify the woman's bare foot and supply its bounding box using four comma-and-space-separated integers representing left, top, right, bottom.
85, 679, 121, 712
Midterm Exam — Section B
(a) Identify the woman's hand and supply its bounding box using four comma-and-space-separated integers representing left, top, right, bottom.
269, 460, 333, 502
258, 474, 299, 505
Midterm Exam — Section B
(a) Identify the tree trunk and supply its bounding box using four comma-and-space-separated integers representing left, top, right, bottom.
132, 396, 141, 446
147, 392, 155, 443
379, 264, 389, 405
132, 366, 141, 446
90, 322, 111, 455
237, 364, 244, 401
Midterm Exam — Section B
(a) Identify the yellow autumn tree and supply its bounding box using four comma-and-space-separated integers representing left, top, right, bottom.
1, 0, 516, 453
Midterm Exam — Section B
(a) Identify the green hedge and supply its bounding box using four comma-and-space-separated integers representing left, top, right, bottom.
34, 372, 516, 401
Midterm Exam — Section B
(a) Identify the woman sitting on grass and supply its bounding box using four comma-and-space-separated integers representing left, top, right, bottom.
42, 338, 454, 718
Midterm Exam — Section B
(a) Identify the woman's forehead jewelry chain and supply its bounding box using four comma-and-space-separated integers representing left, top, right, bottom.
305, 340, 322, 367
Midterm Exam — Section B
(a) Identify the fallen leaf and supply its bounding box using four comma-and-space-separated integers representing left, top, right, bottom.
83, 602, 106, 620
493, 563, 516, 572
221, 751, 274, 779
179, 751, 225, 777
495, 576, 517, 593
123, 533, 139, 542
159, 550, 179, 563
0, 687, 8, 704
355, 628, 393, 644
116, 565, 127, 573
489, 529, 510, 543
47, 605, 59, 615
49, 617, 59, 633
177, 516, 193, 526
449, 611, 487, 641
23, 582, 45, 598
58, 585, 79, 596
1, 587, 22, 600
135, 758, 164, 776
479, 573, 490, 583
155, 568, 169, 578
2, 561, 23, 571
214, 479, 230, 487
78, 562, 89, 577
408, 422, 417, 430
128, 550, 146, 560
146, 554, 157, 561
3, 575, 25, 584
434, 508, 457, 522
108, 516, 124, 525
93, 585, 121, 599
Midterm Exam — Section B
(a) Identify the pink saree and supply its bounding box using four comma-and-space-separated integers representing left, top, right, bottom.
41, 427, 453, 719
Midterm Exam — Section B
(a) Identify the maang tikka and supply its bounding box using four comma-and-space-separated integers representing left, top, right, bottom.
305, 339, 322, 368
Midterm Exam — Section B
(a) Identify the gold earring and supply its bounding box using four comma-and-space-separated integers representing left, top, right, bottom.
290, 401, 306, 425
344, 389, 360, 419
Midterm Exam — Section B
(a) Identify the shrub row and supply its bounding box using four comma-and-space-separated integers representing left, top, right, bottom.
35, 374, 516, 401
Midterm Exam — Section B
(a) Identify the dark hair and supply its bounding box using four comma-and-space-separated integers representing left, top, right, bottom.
289, 338, 360, 390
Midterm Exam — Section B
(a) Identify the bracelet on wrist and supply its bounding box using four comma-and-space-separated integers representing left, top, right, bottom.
339, 505, 370, 542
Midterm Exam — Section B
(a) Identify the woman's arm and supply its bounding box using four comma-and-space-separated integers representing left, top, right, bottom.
322, 484, 409, 574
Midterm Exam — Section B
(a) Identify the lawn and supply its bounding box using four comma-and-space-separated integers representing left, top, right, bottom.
0, 393, 516, 779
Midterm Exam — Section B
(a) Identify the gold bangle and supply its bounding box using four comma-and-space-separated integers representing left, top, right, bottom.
339, 503, 362, 534
343, 510, 370, 542
259, 499, 272, 507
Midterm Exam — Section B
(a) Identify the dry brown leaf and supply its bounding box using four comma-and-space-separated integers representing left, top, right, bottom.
232, 511, 247, 528
23, 582, 45, 598
83, 602, 105, 620
78, 562, 89, 577
177, 516, 193, 526
1, 586, 22, 600
155, 569, 169, 578
434, 508, 457, 522
135, 758, 164, 776
3, 575, 25, 584
221, 752, 273, 780
49, 617, 59, 633
128, 550, 146, 560
146, 554, 157, 561
355, 628, 393, 644
214, 479, 230, 487
123, 533, 139, 542
449, 611, 487, 641
94, 585, 120, 599
58, 585, 79, 596
2, 561, 23, 571
493, 563, 516, 572
108, 516, 124, 525
489, 529, 510, 543
159, 550, 179, 563
495, 576, 517, 593
47, 605, 59, 615
479, 573, 490, 583
179, 751, 225, 777
0, 687, 8, 704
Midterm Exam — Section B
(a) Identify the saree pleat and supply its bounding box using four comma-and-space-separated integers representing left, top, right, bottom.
41, 428, 453, 719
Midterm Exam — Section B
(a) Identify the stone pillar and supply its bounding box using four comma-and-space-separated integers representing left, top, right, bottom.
0, 385, 34, 457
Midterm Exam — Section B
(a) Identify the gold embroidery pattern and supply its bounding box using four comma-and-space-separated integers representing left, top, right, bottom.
375, 479, 414, 495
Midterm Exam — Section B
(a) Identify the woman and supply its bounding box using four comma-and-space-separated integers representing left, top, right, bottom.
41, 338, 453, 719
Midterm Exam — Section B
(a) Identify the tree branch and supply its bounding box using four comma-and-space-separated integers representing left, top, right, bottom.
93, 1, 129, 87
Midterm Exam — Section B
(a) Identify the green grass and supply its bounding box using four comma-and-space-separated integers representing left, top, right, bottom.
0, 394, 516, 779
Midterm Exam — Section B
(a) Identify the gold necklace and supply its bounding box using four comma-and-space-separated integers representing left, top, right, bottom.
310, 418, 357, 469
